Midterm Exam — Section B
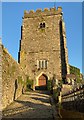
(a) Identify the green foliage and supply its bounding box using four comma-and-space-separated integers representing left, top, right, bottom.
69, 65, 82, 83
69, 65, 80, 77
53, 89, 59, 103
40, 28, 45, 32
18, 76, 24, 85
26, 76, 33, 90
54, 89, 59, 97
62, 79, 65, 84
76, 78, 82, 83
58, 103, 63, 109
59, 80, 63, 86
47, 80, 52, 90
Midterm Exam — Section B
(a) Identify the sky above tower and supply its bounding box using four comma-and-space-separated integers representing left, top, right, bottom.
1, 2, 82, 73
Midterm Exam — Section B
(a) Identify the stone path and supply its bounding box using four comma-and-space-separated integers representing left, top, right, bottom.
2, 91, 54, 119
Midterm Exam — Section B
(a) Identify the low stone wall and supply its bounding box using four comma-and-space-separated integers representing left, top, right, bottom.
62, 84, 72, 95
2, 45, 25, 110
62, 99, 84, 113
62, 87, 84, 113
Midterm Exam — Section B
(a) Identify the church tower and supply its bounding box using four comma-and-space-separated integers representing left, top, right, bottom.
18, 7, 70, 89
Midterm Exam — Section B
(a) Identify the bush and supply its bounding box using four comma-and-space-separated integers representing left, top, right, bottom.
47, 80, 52, 90
53, 89, 59, 103
69, 65, 80, 78
18, 76, 24, 85
76, 78, 82, 83
26, 76, 33, 90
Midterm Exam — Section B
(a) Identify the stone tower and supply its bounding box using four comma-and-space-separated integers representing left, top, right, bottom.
18, 7, 70, 89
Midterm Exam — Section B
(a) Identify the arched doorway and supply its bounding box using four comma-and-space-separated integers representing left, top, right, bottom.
36, 74, 48, 90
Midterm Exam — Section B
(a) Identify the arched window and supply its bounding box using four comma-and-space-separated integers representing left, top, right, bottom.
40, 23, 43, 28
43, 23, 45, 28
40, 23, 45, 28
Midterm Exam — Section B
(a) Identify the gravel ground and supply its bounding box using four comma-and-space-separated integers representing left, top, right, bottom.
2, 91, 54, 119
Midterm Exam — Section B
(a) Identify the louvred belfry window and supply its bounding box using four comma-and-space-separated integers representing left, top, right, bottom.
40, 23, 45, 28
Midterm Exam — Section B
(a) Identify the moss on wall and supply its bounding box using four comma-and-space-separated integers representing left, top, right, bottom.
2, 46, 26, 110
69, 65, 81, 82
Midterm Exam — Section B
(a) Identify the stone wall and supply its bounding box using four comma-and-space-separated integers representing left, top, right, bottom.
62, 86, 84, 113
61, 20, 70, 79
62, 98, 84, 113
2, 45, 25, 110
18, 7, 70, 87
0, 40, 2, 113
69, 65, 81, 80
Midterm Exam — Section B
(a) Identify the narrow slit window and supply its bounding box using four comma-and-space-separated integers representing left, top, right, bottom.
40, 23, 43, 28
43, 23, 45, 28
39, 61, 41, 69
45, 60, 47, 69
42, 61, 44, 69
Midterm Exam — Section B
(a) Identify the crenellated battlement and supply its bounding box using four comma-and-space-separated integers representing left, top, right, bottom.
24, 7, 62, 18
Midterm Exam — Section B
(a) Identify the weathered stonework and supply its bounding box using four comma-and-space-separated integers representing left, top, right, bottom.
2, 45, 25, 110
18, 7, 70, 88
0, 39, 2, 113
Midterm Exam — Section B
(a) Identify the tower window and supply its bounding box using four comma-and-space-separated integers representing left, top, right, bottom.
42, 61, 44, 69
45, 60, 47, 69
40, 23, 43, 28
37, 60, 48, 69
40, 23, 45, 28
43, 23, 45, 28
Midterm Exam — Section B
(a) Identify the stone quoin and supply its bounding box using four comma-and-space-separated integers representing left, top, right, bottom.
18, 7, 70, 90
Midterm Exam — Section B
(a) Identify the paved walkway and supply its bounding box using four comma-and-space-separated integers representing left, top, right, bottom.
2, 91, 54, 119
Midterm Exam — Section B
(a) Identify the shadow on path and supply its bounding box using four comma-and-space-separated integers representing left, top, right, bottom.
2, 91, 53, 119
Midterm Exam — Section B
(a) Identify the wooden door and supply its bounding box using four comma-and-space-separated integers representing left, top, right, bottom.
38, 75, 46, 86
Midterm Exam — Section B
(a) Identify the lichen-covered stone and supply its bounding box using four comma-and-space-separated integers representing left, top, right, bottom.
2, 46, 26, 110
19, 7, 70, 88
